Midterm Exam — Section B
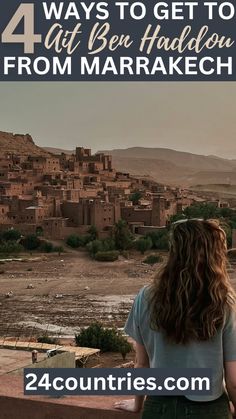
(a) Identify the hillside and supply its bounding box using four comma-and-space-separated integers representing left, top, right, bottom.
191, 183, 236, 198
0, 131, 50, 157
100, 147, 235, 172
98, 147, 236, 186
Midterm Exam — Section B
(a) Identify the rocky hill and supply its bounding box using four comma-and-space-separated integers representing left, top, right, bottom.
0, 131, 50, 157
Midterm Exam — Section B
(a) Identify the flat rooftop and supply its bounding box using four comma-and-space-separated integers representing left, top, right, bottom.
0, 348, 45, 375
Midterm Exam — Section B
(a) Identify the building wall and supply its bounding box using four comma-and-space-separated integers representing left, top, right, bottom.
151, 197, 166, 227
62, 200, 118, 231
121, 207, 152, 226
31, 352, 75, 369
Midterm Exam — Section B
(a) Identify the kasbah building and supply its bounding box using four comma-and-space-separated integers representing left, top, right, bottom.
0, 132, 231, 241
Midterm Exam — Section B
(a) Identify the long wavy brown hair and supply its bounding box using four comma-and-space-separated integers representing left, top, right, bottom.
149, 219, 236, 344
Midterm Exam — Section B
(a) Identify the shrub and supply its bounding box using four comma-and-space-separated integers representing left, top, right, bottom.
146, 230, 169, 251
143, 254, 163, 265
75, 322, 132, 354
0, 241, 23, 254
87, 239, 104, 257
135, 237, 153, 254
80, 235, 93, 246
66, 234, 90, 248
87, 238, 116, 258
66, 235, 81, 248
2, 229, 21, 242
22, 234, 41, 251
95, 251, 119, 262
118, 340, 133, 360
41, 242, 54, 253
37, 335, 58, 345
101, 238, 116, 252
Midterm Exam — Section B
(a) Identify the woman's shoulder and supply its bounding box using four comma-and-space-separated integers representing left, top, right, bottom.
137, 284, 150, 297
135, 285, 151, 307
223, 303, 236, 330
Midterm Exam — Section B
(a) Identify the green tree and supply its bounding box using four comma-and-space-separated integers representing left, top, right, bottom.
184, 203, 219, 220
113, 219, 134, 250
86, 239, 104, 257
135, 237, 153, 254
22, 234, 41, 251
66, 235, 81, 248
130, 191, 142, 205
2, 229, 21, 242
170, 203, 220, 224
219, 207, 234, 219
0, 241, 23, 254
101, 238, 116, 252
87, 225, 98, 241
146, 230, 169, 251
41, 241, 54, 253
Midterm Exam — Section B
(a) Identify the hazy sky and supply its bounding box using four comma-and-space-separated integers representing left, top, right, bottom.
0, 82, 235, 159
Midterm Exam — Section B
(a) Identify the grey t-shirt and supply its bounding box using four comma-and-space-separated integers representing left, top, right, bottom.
124, 286, 236, 401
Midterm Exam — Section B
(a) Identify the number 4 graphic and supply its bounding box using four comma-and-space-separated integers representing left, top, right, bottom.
2, 4, 42, 54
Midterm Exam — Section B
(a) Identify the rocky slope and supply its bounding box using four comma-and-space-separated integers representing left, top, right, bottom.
0, 131, 50, 157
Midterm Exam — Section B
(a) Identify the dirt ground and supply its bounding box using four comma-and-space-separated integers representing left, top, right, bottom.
0, 250, 236, 368
0, 250, 160, 338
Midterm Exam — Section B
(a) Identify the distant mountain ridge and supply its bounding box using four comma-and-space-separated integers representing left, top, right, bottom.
99, 147, 235, 172
44, 146, 74, 155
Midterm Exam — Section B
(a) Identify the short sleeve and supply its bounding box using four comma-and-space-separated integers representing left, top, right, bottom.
223, 308, 236, 361
124, 290, 144, 345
